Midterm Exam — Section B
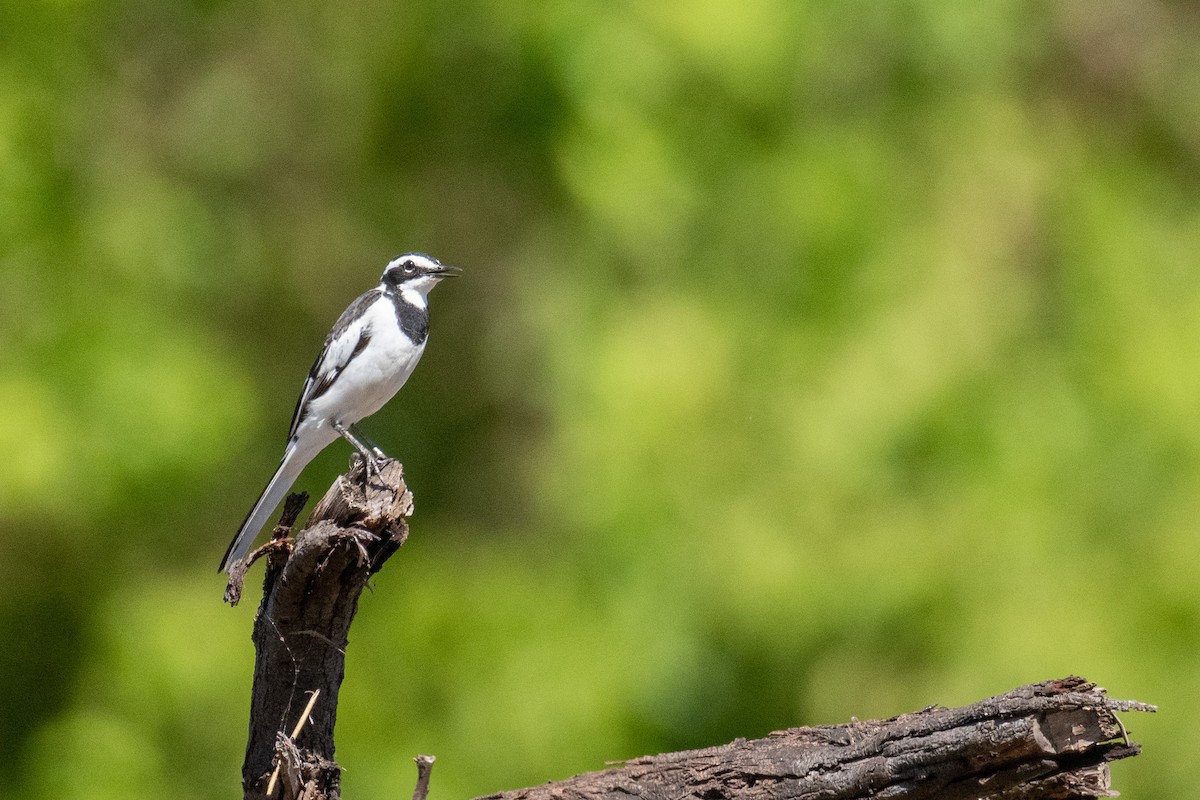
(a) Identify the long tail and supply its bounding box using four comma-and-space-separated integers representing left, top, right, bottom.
219, 438, 317, 573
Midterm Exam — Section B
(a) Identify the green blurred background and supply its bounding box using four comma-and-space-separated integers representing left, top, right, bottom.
1, 1, 1195, 797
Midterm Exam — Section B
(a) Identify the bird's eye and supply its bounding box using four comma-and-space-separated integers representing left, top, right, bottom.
403, 260, 417, 274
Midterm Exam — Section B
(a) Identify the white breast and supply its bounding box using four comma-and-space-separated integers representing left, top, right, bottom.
307, 296, 427, 428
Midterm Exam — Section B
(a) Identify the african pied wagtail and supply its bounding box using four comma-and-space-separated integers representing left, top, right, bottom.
220, 253, 460, 574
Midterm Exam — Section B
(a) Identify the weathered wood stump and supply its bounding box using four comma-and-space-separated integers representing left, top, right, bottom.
226, 458, 411, 800
223, 463, 1154, 800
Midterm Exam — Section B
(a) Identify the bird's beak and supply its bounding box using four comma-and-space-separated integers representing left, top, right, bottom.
436, 264, 463, 277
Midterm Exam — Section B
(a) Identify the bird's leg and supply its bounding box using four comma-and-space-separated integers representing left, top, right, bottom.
349, 423, 389, 461
332, 420, 384, 482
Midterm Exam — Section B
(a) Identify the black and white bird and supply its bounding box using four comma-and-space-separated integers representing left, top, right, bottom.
219, 253, 460, 574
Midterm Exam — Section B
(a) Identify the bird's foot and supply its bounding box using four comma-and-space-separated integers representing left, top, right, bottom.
356, 452, 388, 485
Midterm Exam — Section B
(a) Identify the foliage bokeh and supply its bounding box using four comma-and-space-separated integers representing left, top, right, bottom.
2, 1, 1196, 798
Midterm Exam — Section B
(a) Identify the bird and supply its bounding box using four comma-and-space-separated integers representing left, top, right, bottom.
219, 252, 461, 574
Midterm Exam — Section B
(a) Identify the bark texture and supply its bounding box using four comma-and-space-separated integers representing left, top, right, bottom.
224, 466, 1154, 800
480, 677, 1153, 800
226, 458, 412, 800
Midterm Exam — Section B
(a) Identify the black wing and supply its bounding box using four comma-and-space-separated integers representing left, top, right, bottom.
286, 289, 380, 441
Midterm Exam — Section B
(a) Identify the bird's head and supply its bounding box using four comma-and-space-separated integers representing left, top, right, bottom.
381, 253, 462, 300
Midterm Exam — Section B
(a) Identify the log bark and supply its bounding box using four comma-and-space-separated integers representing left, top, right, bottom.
223, 465, 1154, 800
225, 458, 412, 800
479, 677, 1153, 800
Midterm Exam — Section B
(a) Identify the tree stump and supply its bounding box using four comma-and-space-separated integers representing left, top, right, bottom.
225, 459, 412, 800
223, 464, 1154, 800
